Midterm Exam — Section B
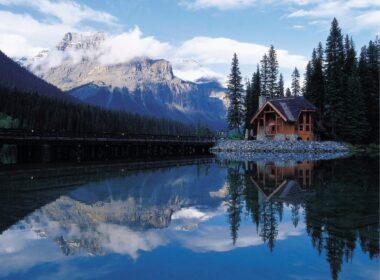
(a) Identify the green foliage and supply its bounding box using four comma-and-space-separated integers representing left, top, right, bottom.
260, 46, 279, 98
302, 18, 378, 144
303, 43, 325, 115
0, 87, 210, 136
324, 17, 345, 138
260, 53, 269, 97
291, 67, 300, 96
228, 133, 243, 140
0, 113, 19, 128
230, 17, 377, 144
358, 38, 379, 143
285, 88, 291, 97
244, 65, 260, 129
277, 73, 284, 97
227, 53, 244, 133
267, 45, 279, 97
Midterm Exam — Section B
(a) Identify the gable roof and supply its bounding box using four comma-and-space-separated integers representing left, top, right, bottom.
250, 96, 317, 123
269, 96, 317, 122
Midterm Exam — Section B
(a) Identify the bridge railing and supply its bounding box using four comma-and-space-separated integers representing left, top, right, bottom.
0, 128, 216, 142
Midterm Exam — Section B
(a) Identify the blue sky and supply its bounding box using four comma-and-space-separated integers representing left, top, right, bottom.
0, 0, 379, 86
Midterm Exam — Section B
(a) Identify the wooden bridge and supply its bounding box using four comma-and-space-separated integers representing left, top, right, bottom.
0, 129, 216, 163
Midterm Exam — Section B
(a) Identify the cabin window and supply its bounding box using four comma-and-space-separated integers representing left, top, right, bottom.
299, 124, 303, 131
271, 126, 275, 132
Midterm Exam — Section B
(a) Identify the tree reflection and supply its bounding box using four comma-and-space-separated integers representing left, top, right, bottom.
226, 164, 243, 245
223, 156, 379, 280
259, 201, 279, 252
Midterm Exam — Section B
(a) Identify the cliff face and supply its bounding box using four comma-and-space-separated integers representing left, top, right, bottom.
25, 32, 227, 129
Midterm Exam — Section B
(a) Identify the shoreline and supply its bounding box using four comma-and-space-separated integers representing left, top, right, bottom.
210, 140, 349, 153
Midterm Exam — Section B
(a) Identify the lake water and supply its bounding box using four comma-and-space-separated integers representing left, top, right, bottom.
0, 156, 378, 280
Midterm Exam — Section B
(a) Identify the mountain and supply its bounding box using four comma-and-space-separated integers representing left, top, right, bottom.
25, 32, 227, 129
0, 50, 73, 101
20, 164, 226, 257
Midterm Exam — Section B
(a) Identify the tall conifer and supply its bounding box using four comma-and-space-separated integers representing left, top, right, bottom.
291, 67, 300, 96
268, 45, 279, 97
277, 73, 284, 97
227, 53, 244, 133
325, 18, 345, 138
260, 54, 269, 97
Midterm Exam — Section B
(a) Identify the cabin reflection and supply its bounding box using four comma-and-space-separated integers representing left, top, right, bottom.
246, 160, 315, 204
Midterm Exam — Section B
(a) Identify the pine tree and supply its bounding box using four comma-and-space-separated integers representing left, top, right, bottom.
267, 45, 279, 97
244, 66, 261, 130
252, 65, 261, 109
260, 54, 269, 97
291, 67, 300, 96
341, 36, 369, 143
285, 88, 291, 97
250, 66, 261, 133
359, 39, 379, 143
244, 78, 253, 129
277, 73, 284, 97
313, 43, 326, 115
325, 18, 345, 138
227, 53, 244, 133
303, 61, 312, 97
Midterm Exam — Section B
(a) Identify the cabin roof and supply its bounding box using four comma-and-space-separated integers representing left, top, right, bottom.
251, 96, 317, 123
269, 96, 317, 122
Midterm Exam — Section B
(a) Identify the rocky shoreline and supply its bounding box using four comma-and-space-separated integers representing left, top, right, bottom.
210, 140, 350, 162
210, 140, 349, 153
213, 151, 349, 162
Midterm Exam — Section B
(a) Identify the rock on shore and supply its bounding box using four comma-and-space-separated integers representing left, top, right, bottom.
210, 140, 349, 153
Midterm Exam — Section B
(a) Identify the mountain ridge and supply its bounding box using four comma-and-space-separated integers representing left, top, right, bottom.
24, 32, 228, 129
0, 50, 75, 102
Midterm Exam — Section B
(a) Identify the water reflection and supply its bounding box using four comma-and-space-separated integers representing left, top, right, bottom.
0, 157, 378, 280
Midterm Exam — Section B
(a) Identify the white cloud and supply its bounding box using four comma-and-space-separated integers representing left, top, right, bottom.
175, 36, 308, 70
352, 10, 380, 33
181, 0, 256, 10
181, 0, 380, 34
287, 0, 380, 34
97, 223, 167, 260
0, 0, 118, 26
0, 10, 75, 57
98, 27, 171, 65
171, 58, 225, 82
0, 0, 119, 58
292, 24, 305, 29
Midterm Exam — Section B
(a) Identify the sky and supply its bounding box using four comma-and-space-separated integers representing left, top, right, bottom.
0, 0, 379, 87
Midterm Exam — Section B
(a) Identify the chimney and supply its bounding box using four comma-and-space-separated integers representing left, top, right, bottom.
259, 95, 268, 108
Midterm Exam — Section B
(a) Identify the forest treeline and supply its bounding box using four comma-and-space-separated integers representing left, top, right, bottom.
227, 18, 379, 144
0, 87, 211, 136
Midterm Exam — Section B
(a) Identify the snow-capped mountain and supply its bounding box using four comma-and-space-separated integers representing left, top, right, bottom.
25, 32, 227, 129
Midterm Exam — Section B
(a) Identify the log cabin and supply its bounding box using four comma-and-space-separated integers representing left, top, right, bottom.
250, 96, 317, 141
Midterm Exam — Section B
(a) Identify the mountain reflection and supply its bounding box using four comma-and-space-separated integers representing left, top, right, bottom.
0, 157, 378, 280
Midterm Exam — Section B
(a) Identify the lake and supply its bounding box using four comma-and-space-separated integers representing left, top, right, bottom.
0, 156, 378, 280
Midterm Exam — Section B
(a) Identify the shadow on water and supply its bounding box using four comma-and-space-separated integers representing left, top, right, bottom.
0, 155, 378, 280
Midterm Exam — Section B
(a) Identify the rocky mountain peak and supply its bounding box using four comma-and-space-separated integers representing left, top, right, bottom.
21, 31, 227, 129
56, 32, 107, 51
